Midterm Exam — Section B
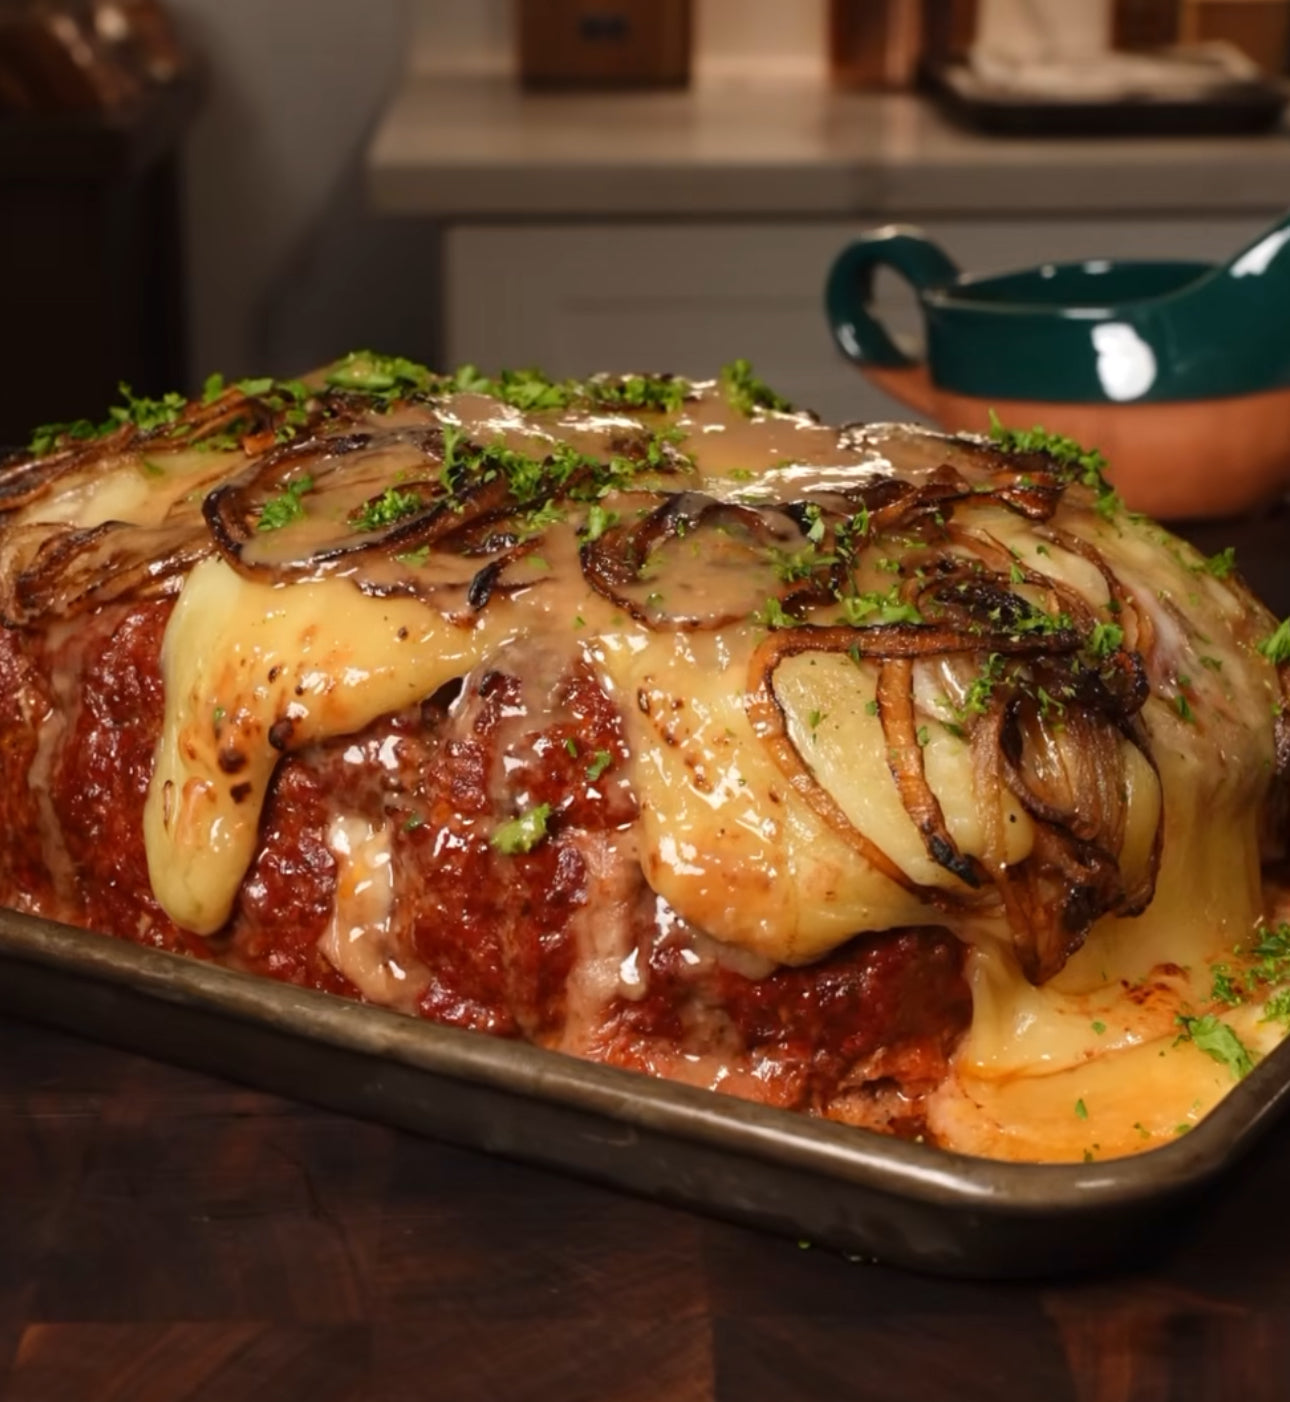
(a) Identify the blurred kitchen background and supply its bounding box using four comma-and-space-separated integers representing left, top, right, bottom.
1, 0, 1289, 443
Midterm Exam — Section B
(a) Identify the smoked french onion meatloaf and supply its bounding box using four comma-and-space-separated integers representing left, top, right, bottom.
4, 354, 1290, 1162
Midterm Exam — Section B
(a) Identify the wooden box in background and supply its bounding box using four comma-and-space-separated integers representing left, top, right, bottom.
830, 0, 924, 88
517, 0, 691, 89
921, 0, 978, 68
1113, 0, 1181, 48
1180, 0, 1290, 72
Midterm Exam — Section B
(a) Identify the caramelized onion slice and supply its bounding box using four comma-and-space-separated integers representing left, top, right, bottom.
3, 519, 210, 625
581, 491, 835, 630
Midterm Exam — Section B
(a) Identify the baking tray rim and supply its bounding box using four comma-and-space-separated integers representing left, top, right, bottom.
2, 905, 1287, 1223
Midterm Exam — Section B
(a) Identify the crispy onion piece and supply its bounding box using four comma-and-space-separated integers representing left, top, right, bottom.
580, 492, 836, 630
0, 385, 340, 517
203, 426, 517, 582
1, 519, 210, 626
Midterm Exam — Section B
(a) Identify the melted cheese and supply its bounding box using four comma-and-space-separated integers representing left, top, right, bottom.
318, 812, 423, 1010
144, 559, 510, 932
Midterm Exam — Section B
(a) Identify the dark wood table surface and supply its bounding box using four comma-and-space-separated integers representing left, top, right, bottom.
3, 509, 1290, 1402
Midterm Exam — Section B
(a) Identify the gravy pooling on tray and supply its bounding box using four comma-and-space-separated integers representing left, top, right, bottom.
3, 352, 1289, 1163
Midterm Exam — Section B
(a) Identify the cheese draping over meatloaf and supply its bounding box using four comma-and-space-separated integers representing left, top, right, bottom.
2, 354, 1288, 1162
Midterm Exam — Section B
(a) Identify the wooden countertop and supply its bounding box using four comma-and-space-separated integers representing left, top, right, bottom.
3, 1009, 1290, 1401
366, 75, 1290, 220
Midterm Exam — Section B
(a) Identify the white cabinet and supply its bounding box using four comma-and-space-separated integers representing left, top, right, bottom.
445, 215, 1271, 425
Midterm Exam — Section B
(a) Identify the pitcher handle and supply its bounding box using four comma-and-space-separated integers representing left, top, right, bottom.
825, 226, 960, 369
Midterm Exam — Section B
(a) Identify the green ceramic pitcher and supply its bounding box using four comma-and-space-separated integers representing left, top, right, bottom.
824, 211, 1290, 519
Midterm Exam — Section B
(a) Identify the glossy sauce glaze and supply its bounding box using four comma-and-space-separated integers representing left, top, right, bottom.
1, 358, 1288, 1161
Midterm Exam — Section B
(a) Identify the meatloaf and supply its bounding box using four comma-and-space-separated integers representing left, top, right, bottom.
1, 355, 1286, 1160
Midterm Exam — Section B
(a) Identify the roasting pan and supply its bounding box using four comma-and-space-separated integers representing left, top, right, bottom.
1, 905, 1287, 1279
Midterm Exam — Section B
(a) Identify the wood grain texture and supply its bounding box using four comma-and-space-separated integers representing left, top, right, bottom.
3, 1012, 1290, 1402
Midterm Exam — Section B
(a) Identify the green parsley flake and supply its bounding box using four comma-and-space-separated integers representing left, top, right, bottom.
1088, 621, 1124, 659
1203, 546, 1237, 579
256, 475, 314, 532
326, 350, 433, 398
351, 485, 425, 533
586, 750, 613, 782
586, 373, 692, 415
1091, 1020, 1106, 1035
491, 803, 552, 856
1175, 1013, 1255, 1080
1075, 1098, 1089, 1119
1258, 618, 1290, 665
756, 597, 800, 630
720, 359, 794, 417
838, 588, 923, 627
959, 653, 1005, 719
109, 382, 188, 434
581, 503, 620, 543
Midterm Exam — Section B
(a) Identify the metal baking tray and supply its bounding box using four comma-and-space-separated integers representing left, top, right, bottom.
2, 905, 1289, 1279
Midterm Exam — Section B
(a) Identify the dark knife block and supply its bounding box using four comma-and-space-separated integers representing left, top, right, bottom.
517, 0, 691, 89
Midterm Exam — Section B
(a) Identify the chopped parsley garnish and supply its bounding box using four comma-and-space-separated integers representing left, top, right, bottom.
26, 418, 103, 456
586, 373, 692, 414
959, 653, 1005, 718
28, 380, 188, 455
1174, 691, 1196, 725
202, 372, 227, 404
580, 503, 620, 543
1175, 1013, 1255, 1080
256, 475, 314, 532
1258, 618, 1290, 665
108, 382, 188, 434
1211, 965, 1244, 1007
755, 597, 801, 630
563, 738, 579, 757
1075, 1098, 1089, 1119
1203, 546, 1237, 579
770, 543, 835, 583
987, 411, 1121, 518
838, 587, 922, 627
396, 545, 431, 566
1091, 1020, 1106, 1035
351, 485, 425, 533
326, 350, 434, 400
1088, 621, 1125, 659
586, 750, 613, 781
491, 803, 552, 856
720, 359, 794, 417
